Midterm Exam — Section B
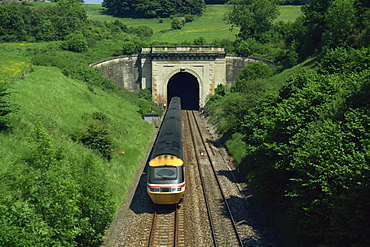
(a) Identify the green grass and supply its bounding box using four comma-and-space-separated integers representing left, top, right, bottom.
269, 57, 317, 89
277, 5, 303, 22
0, 43, 33, 82
1, 64, 155, 207
151, 5, 238, 43
0, 42, 63, 82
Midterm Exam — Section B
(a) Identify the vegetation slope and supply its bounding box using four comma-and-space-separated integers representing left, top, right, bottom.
2, 0, 369, 246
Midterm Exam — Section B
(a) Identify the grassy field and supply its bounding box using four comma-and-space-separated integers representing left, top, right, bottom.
84, 4, 303, 43
277, 5, 303, 22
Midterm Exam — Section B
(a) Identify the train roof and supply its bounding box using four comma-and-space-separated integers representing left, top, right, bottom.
150, 97, 183, 160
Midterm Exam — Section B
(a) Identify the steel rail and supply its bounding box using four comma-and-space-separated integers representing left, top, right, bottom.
189, 110, 244, 247
185, 110, 218, 247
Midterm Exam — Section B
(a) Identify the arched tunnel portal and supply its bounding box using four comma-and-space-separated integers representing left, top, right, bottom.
167, 72, 199, 110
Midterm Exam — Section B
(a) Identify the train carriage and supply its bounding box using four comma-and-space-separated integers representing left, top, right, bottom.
147, 97, 185, 204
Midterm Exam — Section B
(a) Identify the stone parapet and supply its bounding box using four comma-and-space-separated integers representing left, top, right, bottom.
142, 46, 225, 57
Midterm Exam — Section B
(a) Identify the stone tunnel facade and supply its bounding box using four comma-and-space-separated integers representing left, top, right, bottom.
90, 46, 272, 109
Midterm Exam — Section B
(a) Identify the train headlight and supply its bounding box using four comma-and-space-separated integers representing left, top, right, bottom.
149, 188, 160, 192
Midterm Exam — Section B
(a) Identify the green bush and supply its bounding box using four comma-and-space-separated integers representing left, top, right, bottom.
138, 88, 152, 101
171, 17, 186, 30
193, 37, 206, 45
121, 40, 147, 55
237, 62, 274, 81
225, 133, 246, 165
61, 32, 88, 53
127, 25, 153, 37
71, 112, 113, 161
0, 82, 17, 131
234, 38, 269, 56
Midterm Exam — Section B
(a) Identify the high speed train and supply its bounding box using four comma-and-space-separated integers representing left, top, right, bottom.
147, 96, 185, 204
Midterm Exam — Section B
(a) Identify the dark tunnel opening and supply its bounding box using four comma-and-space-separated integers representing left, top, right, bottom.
167, 72, 199, 110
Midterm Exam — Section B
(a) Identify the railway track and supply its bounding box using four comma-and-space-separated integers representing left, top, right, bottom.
148, 204, 185, 247
102, 109, 284, 247
185, 110, 244, 247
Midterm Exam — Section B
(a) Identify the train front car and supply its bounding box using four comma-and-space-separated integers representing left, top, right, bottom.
147, 97, 185, 204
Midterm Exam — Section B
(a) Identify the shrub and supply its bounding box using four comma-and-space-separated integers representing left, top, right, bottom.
171, 17, 186, 30
138, 88, 152, 101
234, 38, 267, 56
214, 83, 227, 96
236, 61, 274, 81
193, 37, 206, 45
71, 112, 113, 161
0, 82, 17, 130
61, 32, 88, 53
121, 40, 146, 55
127, 25, 153, 37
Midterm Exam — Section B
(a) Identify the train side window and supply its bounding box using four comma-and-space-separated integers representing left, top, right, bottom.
154, 167, 177, 179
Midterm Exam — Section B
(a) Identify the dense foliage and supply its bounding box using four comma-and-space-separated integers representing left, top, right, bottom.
0, 0, 87, 42
224, 0, 280, 41
286, 0, 370, 60
0, 1, 153, 43
1, 122, 115, 246
205, 46, 370, 246
102, 0, 206, 18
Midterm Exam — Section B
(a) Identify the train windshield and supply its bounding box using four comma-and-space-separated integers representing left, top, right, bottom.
154, 167, 177, 180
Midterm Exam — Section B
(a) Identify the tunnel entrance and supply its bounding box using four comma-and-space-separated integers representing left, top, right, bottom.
167, 72, 199, 110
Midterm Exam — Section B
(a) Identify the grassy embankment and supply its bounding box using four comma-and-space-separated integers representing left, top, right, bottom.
0, 43, 155, 208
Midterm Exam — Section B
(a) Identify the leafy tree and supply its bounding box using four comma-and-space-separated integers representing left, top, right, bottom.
0, 0, 88, 42
224, 0, 280, 41
0, 4, 28, 42
211, 38, 235, 53
205, 0, 228, 3
292, 0, 370, 59
138, 88, 153, 101
103, 0, 205, 18
279, 0, 308, 4
205, 47, 370, 246
322, 0, 356, 49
